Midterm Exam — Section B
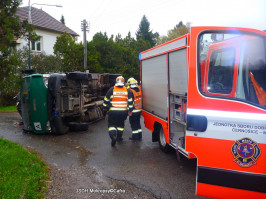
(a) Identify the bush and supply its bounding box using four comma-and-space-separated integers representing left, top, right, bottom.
0, 47, 63, 106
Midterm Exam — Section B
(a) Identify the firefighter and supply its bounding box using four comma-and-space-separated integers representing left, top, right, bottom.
127, 78, 142, 141
103, 76, 134, 146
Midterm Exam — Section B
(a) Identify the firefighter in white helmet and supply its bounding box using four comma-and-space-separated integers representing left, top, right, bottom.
103, 76, 134, 146
127, 78, 142, 140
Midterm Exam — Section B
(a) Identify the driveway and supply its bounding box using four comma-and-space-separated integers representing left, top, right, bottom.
0, 112, 198, 198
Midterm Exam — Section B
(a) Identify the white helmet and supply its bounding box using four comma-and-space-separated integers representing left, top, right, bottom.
115, 76, 125, 86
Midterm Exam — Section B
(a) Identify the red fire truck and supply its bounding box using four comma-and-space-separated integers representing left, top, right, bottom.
139, 27, 266, 198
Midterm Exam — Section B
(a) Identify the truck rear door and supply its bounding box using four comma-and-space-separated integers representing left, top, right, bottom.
186, 27, 266, 198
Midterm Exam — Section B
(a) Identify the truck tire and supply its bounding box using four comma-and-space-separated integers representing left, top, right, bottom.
159, 126, 172, 153
68, 122, 89, 132
50, 115, 69, 135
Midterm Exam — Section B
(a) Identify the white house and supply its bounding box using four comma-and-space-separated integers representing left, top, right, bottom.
16, 6, 79, 55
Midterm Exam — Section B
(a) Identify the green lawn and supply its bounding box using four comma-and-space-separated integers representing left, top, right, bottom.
0, 138, 49, 198
0, 106, 17, 112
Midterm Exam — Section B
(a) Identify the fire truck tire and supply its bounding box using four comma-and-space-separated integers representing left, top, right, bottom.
68, 122, 89, 132
159, 126, 172, 153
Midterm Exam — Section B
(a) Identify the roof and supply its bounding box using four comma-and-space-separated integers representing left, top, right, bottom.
16, 6, 79, 37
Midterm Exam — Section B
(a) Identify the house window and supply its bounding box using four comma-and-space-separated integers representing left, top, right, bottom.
31, 38, 42, 52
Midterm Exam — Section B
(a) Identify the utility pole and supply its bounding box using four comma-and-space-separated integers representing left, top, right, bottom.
81, 19, 89, 70
28, 0, 31, 70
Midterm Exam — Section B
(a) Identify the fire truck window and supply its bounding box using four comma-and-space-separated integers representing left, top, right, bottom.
199, 32, 266, 110
237, 36, 266, 108
207, 48, 235, 94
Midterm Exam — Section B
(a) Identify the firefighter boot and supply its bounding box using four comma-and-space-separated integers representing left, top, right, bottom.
110, 135, 117, 146
129, 134, 140, 141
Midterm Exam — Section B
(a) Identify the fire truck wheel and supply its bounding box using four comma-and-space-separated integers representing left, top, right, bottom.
68, 122, 89, 132
159, 126, 172, 153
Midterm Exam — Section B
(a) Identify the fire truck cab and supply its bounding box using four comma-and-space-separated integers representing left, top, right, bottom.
139, 27, 266, 198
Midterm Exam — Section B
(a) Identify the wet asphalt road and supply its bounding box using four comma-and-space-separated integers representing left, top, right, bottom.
0, 112, 198, 198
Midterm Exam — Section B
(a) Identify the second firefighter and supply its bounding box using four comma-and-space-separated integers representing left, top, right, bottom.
127, 78, 142, 140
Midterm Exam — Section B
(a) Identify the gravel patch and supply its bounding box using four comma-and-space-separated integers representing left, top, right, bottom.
46, 164, 156, 199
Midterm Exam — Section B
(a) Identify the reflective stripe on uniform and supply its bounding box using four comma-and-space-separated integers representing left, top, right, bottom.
104, 97, 110, 101
132, 129, 142, 134
128, 98, 133, 102
111, 101, 128, 104
132, 109, 142, 112
110, 107, 128, 111
111, 104, 128, 108
103, 103, 108, 107
117, 127, 124, 131
108, 127, 117, 131
112, 96, 128, 99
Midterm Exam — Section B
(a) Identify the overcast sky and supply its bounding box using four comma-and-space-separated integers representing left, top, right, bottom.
21, 0, 266, 42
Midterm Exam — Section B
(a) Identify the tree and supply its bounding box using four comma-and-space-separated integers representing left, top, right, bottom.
0, 0, 38, 104
85, 31, 140, 81
175, 21, 184, 29
136, 15, 158, 47
54, 32, 84, 72
13, 47, 62, 74
156, 21, 191, 45
60, 15, 65, 25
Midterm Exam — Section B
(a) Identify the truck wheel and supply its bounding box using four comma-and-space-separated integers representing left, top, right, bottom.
50, 116, 69, 135
68, 122, 89, 132
159, 126, 172, 153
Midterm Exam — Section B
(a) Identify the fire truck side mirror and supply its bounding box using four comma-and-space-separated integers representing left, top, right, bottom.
186, 115, 207, 132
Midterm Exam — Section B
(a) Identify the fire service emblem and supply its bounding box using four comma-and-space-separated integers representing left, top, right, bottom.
231, 138, 261, 168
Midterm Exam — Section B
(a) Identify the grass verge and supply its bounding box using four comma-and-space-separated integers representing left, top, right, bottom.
0, 106, 17, 112
0, 138, 49, 198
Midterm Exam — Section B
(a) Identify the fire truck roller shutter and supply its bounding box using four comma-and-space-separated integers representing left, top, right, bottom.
141, 54, 168, 120
169, 48, 187, 95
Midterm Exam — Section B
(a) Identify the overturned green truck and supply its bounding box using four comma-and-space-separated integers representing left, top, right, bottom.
19, 72, 120, 134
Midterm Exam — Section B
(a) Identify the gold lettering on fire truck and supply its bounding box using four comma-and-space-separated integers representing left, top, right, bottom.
231, 137, 261, 168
